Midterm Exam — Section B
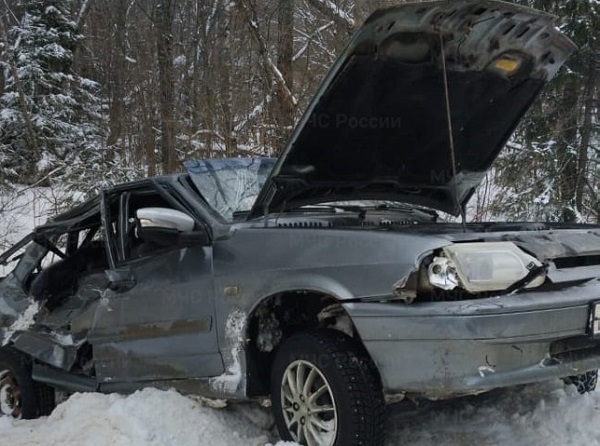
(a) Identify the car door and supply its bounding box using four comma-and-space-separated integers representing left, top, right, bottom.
88, 186, 223, 385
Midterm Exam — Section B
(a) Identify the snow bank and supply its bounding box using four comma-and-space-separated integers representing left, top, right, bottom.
0, 388, 295, 446
0, 380, 599, 445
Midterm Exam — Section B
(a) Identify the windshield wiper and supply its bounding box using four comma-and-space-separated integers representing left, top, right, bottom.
291, 202, 438, 222
372, 203, 438, 222
293, 205, 350, 214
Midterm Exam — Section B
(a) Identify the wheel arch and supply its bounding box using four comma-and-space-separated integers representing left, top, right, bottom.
243, 289, 373, 397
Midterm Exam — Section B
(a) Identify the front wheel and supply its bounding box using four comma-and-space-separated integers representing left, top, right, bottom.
270, 329, 385, 446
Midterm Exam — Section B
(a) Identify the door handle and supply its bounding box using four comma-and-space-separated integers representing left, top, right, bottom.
106, 268, 136, 292
108, 278, 136, 292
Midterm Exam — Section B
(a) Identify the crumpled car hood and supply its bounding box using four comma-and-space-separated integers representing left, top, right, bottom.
250, 0, 577, 218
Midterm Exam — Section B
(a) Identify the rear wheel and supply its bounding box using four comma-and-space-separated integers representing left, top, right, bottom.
564, 370, 598, 394
0, 347, 55, 419
270, 329, 385, 446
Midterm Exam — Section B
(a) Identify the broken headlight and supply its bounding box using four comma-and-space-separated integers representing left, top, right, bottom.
428, 242, 546, 293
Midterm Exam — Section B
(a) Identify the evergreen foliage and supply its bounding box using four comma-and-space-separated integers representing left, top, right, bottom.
0, 0, 105, 190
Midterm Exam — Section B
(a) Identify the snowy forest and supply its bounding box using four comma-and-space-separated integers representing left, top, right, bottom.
0, 0, 598, 241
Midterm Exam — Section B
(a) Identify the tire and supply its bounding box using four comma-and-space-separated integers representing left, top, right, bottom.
0, 347, 55, 419
564, 370, 598, 394
270, 329, 385, 446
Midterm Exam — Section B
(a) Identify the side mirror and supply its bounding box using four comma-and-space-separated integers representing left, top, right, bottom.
136, 207, 210, 248
136, 207, 195, 232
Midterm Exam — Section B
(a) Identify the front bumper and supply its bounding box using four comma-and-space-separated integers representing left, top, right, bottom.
344, 279, 600, 399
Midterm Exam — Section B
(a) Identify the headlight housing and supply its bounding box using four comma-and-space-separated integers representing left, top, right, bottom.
428, 242, 546, 293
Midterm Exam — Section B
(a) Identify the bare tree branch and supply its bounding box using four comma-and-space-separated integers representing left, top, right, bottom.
305, 0, 355, 36
235, 0, 298, 111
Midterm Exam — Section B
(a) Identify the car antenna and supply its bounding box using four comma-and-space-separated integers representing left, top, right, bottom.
439, 30, 467, 232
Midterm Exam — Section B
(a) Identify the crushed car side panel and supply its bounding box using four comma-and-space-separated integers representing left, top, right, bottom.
0, 200, 106, 365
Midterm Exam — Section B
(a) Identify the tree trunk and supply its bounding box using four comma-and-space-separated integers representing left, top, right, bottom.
575, 66, 596, 215
555, 78, 579, 222
155, 0, 177, 173
106, 0, 127, 149
276, 0, 294, 144
139, 91, 157, 177
221, 28, 236, 157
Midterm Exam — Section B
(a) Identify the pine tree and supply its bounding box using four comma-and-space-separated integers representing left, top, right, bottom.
0, 0, 105, 186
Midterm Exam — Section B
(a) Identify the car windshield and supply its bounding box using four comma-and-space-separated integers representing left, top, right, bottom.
184, 158, 275, 221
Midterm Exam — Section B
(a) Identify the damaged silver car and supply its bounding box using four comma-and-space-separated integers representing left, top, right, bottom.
1, 1, 599, 445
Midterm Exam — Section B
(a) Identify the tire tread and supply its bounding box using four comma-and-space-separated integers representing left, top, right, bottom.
272, 328, 385, 446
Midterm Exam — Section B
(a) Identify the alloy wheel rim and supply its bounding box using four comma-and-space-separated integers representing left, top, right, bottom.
0, 368, 22, 418
280, 359, 338, 446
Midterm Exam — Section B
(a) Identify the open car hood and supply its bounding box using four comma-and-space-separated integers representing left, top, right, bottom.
249, 0, 576, 218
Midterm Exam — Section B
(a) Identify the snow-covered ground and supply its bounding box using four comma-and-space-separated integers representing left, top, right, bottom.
0, 379, 599, 445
